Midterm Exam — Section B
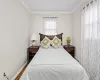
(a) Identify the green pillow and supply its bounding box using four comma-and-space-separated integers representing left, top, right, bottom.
51, 36, 61, 48
41, 37, 51, 48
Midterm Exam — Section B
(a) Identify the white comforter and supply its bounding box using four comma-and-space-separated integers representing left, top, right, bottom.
20, 47, 89, 80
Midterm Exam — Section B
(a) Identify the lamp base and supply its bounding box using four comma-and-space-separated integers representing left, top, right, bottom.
32, 40, 36, 47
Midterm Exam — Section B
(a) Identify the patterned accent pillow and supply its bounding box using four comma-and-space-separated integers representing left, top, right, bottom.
51, 36, 61, 48
41, 37, 51, 48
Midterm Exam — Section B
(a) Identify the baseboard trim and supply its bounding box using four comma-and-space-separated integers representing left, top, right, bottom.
11, 62, 27, 80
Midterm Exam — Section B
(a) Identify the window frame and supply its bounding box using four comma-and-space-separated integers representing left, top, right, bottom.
43, 17, 58, 35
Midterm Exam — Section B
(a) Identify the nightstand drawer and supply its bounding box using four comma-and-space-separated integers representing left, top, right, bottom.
29, 48, 38, 53
65, 47, 74, 52
29, 52, 36, 56
63, 45, 75, 58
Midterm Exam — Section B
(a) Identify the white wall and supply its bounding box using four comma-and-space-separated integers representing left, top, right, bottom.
30, 13, 73, 45
72, 10, 81, 61
0, 0, 31, 79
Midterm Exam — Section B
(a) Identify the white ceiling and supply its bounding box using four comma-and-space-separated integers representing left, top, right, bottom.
21, 0, 86, 13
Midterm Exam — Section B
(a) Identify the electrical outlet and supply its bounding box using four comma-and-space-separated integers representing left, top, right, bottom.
3, 72, 9, 80
4, 73, 6, 77
3, 72, 7, 80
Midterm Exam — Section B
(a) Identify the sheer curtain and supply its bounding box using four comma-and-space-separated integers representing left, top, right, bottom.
81, 0, 100, 80
43, 17, 58, 35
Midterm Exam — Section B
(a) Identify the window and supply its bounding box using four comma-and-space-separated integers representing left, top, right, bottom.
43, 17, 57, 35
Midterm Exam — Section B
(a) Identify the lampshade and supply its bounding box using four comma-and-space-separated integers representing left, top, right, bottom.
31, 33, 36, 40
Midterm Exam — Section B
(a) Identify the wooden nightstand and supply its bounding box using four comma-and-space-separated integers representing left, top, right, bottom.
63, 45, 75, 58
27, 46, 39, 63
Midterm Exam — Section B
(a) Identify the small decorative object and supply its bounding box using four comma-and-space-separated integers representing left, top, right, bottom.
31, 33, 37, 47
66, 37, 71, 46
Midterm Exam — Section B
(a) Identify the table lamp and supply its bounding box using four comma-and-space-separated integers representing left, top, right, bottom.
31, 33, 36, 47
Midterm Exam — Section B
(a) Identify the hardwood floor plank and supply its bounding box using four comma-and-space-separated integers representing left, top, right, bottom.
15, 64, 28, 80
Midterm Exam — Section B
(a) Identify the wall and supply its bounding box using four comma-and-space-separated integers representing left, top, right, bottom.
30, 13, 73, 45
0, 0, 31, 79
72, 10, 81, 61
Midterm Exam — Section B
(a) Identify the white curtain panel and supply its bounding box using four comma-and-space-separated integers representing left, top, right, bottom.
43, 17, 58, 35
81, 0, 100, 80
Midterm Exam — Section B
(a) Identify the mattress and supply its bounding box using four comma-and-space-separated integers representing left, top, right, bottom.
20, 46, 89, 80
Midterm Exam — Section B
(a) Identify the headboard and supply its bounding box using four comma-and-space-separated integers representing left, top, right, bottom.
39, 33, 63, 43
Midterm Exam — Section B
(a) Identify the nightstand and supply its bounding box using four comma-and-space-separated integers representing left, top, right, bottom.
63, 45, 75, 58
27, 46, 39, 63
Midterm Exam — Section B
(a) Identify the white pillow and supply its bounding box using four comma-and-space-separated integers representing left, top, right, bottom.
41, 37, 51, 48
51, 36, 61, 48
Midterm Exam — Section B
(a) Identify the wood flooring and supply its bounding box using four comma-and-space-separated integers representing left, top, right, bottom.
15, 64, 28, 80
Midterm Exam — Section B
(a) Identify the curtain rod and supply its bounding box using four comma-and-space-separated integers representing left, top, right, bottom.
43, 17, 58, 18
81, 0, 97, 10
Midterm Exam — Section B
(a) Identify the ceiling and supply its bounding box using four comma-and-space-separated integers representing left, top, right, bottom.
21, 0, 86, 13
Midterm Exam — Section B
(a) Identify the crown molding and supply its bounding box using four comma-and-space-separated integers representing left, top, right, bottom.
71, 0, 90, 13
31, 11, 72, 14
20, 0, 88, 14
20, 0, 32, 13
20, 0, 73, 14
71, 3, 82, 13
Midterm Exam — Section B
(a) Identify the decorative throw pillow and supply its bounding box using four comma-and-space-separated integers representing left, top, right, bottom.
41, 37, 51, 48
51, 36, 61, 48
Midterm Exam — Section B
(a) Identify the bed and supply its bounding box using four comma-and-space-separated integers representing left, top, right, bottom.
20, 33, 89, 80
